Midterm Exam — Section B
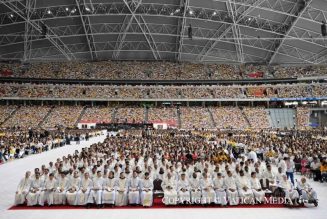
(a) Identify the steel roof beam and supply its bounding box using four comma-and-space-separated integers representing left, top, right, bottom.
0, 0, 75, 61
226, 0, 244, 63
268, 0, 313, 64
121, 0, 161, 60
198, 0, 265, 61
176, 0, 189, 61
75, 0, 97, 60
112, 1, 143, 60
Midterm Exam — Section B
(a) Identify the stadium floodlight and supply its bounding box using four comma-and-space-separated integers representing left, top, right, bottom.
47, 10, 52, 15
65, 7, 69, 12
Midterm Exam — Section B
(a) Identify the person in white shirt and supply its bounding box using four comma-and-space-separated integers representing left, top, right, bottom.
278, 157, 287, 174
250, 172, 265, 203
140, 172, 154, 207
189, 172, 202, 204
279, 175, 299, 206
26, 172, 44, 206
285, 157, 295, 185
237, 170, 254, 204
213, 172, 227, 206
15, 171, 32, 205
87, 171, 104, 208
248, 149, 258, 163
297, 177, 317, 203
54, 173, 69, 205
224, 171, 239, 205
162, 172, 178, 205
261, 165, 276, 191
102, 171, 116, 205
66, 171, 81, 205
39, 173, 56, 206
115, 172, 128, 206
128, 171, 140, 205
76, 172, 93, 206
275, 167, 284, 183
177, 173, 191, 204
200, 172, 216, 204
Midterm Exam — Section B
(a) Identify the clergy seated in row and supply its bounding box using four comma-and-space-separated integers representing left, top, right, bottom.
161, 170, 267, 206
17, 170, 154, 208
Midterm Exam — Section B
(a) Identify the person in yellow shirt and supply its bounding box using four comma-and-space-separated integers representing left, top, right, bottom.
320, 160, 327, 183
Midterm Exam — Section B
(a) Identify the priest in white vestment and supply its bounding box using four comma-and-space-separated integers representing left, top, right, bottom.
87, 171, 104, 207
237, 170, 254, 204
224, 171, 239, 205
279, 175, 299, 205
140, 172, 154, 207
115, 172, 128, 206
162, 172, 178, 205
26, 172, 44, 206
213, 173, 227, 205
76, 173, 93, 206
177, 173, 191, 204
261, 165, 276, 191
189, 172, 202, 204
250, 172, 265, 203
54, 173, 69, 205
297, 177, 317, 202
128, 171, 140, 205
40, 173, 56, 206
102, 171, 116, 205
66, 171, 81, 205
15, 171, 32, 205
200, 173, 216, 204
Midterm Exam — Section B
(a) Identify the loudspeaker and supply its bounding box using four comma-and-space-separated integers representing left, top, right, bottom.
42, 24, 47, 38
188, 24, 192, 39
321, 21, 326, 37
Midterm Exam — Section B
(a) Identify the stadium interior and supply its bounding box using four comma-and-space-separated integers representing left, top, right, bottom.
0, 0, 327, 219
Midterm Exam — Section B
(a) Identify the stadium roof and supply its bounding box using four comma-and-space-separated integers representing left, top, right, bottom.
0, 0, 327, 64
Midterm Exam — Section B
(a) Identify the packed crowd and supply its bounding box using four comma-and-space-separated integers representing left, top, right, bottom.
0, 129, 103, 164
114, 107, 145, 123
296, 108, 310, 129
272, 66, 327, 78
0, 105, 17, 124
42, 106, 84, 129
80, 106, 115, 123
0, 105, 315, 130
13, 129, 326, 208
211, 107, 249, 130
2, 62, 326, 80
2, 106, 51, 129
148, 107, 177, 123
180, 107, 214, 130
243, 108, 270, 129
1, 83, 327, 100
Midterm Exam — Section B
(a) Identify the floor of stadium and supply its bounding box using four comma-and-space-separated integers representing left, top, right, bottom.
0, 132, 326, 219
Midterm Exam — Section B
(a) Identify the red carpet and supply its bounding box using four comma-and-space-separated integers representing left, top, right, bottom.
9, 197, 305, 210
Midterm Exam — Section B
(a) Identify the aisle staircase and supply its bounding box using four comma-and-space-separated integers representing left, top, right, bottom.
111, 107, 117, 122
144, 106, 149, 123
177, 107, 182, 128
207, 107, 217, 128
240, 107, 251, 128
75, 106, 87, 126
0, 105, 20, 127
38, 106, 54, 127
